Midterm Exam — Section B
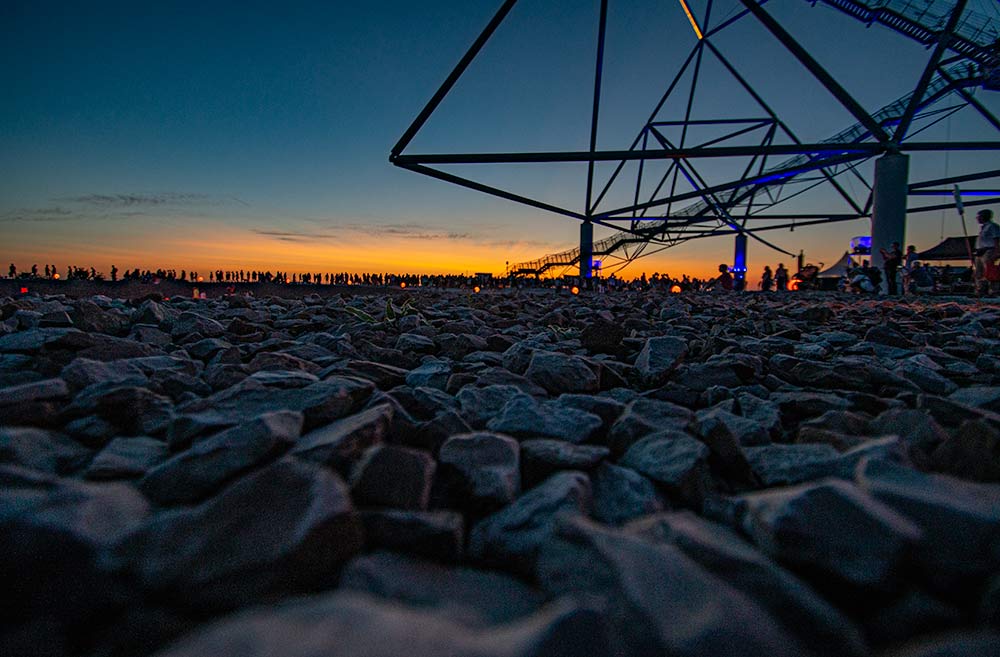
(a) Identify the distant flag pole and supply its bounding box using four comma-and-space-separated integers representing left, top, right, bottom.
678, 0, 704, 40
954, 184, 975, 265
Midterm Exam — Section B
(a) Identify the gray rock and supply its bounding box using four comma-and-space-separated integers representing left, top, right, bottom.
487, 394, 602, 444
501, 340, 544, 374
140, 411, 302, 504
173, 376, 374, 444
555, 393, 625, 432
0, 427, 91, 474
521, 439, 610, 487
170, 311, 225, 338
360, 510, 464, 562
743, 443, 843, 487
950, 386, 1000, 413
930, 419, 1000, 482
0, 377, 69, 405
291, 403, 393, 472
634, 336, 687, 386
84, 436, 168, 480
340, 551, 544, 625
1, 466, 151, 625
856, 457, 1000, 584
247, 351, 319, 374
870, 408, 949, 466
620, 430, 710, 503
350, 444, 436, 510
739, 478, 922, 591
405, 360, 451, 390
524, 351, 599, 395
456, 384, 524, 429
469, 470, 591, 576
770, 391, 850, 423
591, 461, 666, 526
60, 357, 146, 391
438, 432, 520, 512
343, 360, 410, 389
536, 516, 803, 657
121, 458, 362, 611
606, 398, 694, 456
625, 511, 867, 657
899, 364, 958, 396
879, 631, 1000, 657
149, 591, 607, 657
63, 383, 174, 436
395, 332, 437, 354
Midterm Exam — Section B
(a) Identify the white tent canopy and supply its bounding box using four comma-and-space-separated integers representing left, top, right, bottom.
817, 252, 856, 278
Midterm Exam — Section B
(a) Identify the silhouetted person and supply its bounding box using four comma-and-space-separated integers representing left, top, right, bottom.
8, 263, 15, 278
761, 266, 773, 291
879, 241, 902, 295
775, 263, 789, 291
975, 209, 1000, 295
715, 264, 734, 291
110, 265, 118, 282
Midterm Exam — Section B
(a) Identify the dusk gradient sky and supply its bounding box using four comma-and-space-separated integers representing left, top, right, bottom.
3, 0, 999, 279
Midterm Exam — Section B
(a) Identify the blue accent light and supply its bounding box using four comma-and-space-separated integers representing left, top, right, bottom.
851, 235, 871, 254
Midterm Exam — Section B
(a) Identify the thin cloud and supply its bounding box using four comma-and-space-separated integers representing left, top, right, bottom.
253, 229, 338, 241
57, 192, 248, 208
0, 207, 146, 223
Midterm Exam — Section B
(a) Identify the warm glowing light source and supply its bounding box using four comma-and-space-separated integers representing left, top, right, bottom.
400, 282, 407, 289
670, 285, 682, 293
790, 280, 801, 291
678, 0, 704, 40
53, 273, 60, 280
570, 286, 580, 295
197, 276, 205, 282
473, 286, 481, 294
20, 287, 28, 294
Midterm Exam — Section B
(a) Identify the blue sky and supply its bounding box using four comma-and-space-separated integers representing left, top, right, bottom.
2, 0, 999, 277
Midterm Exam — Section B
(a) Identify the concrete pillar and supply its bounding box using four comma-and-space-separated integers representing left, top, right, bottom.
733, 233, 748, 289
580, 220, 594, 279
871, 153, 910, 270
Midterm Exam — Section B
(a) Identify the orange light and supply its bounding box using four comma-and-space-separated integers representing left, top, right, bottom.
570, 286, 580, 295
790, 280, 800, 291
678, 0, 704, 40
197, 276, 204, 282
670, 284, 682, 293
53, 273, 60, 280
473, 286, 481, 294
347, 280, 353, 285
400, 282, 407, 289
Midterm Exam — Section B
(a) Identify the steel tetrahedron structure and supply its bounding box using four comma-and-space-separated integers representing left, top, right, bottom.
391, 0, 1000, 278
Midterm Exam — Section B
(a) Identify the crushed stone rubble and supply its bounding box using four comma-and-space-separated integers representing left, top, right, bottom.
2, 288, 1000, 656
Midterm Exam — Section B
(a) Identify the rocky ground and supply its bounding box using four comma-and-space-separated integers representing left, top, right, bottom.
2, 288, 1000, 657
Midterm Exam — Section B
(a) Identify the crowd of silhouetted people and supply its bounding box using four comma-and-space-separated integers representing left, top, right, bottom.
3, 260, 977, 295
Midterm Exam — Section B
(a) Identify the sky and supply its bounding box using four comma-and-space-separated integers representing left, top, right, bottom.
2, 0, 999, 279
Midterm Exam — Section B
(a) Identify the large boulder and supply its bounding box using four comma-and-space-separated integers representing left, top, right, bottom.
536, 516, 804, 657
150, 591, 607, 657
139, 411, 302, 505
739, 478, 922, 592
437, 432, 521, 513
120, 458, 363, 612
469, 471, 591, 576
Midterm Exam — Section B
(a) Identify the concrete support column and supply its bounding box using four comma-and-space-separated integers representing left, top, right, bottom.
871, 153, 910, 270
733, 233, 748, 289
580, 220, 594, 280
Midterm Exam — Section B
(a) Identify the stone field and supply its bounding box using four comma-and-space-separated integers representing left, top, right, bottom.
2, 287, 1000, 657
